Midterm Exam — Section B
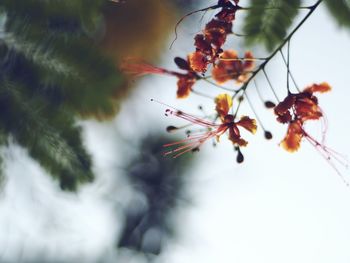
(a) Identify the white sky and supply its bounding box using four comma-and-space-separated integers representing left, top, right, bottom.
1, 1, 350, 263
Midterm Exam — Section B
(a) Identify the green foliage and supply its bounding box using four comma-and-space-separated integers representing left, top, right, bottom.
243, 0, 301, 51
0, 0, 123, 190
324, 0, 350, 28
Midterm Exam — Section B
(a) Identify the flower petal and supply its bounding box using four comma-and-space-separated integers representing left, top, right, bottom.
188, 51, 208, 73
229, 126, 248, 147
303, 82, 331, 94
215, 93, 233, 118
243, 51, 255, 71
177, 75, 196, 98
236, 116, 257, 134
295, 97, 322, 121
274, 95, 295, 115
280, 121, 304, 152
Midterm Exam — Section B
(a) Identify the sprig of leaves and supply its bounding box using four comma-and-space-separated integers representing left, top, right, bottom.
243, 0, 301, 51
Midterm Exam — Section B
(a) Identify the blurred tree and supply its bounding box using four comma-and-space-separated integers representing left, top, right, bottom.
117, 134, 194, 260
243, 0, 350, 51
0, 0, 182, 190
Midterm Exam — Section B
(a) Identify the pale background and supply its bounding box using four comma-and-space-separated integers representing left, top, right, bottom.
0, 1, 350, 262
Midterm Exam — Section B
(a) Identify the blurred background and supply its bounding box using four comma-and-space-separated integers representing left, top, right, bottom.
0, 0, 350, 262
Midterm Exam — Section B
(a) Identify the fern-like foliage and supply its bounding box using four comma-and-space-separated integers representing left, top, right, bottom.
324, 0, 350, 28
0, 0, 123, 190
243, 0, 301, 51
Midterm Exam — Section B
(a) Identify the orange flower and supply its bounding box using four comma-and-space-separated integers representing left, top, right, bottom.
212, 50, 255, 84
275, 82, 331, 152
215, 94, 257, 146
189, 2, 239, 70
163, 93, 257, 156
226, 115, 257, 147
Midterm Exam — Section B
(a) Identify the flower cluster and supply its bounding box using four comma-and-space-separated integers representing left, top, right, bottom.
274, 83, 331, 152
121, 0, 254, 100
189, 0, 240, 73
163, 93, 256, 159
120, 0, 341, 170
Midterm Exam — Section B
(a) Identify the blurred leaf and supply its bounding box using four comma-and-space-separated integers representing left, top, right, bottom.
0, 0, 177, 191
0, 77, 93, 190
243, 0, 301, 51
4, 11, 123, 118
324, 0, 350, 28
0, 0, 120, 190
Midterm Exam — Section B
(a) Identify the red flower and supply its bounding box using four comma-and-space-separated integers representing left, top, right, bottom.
275, 82, 331, 152
188, 1, 239, 71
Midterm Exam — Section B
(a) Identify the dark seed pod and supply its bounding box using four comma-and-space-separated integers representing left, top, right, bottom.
238, 96, 244, 102
264, 131, 273, 140
264, 101, 276, 108
166, 126, 178, 133
192, 147, 200, 152
236, 149, 244, 163
174, 57, 190, 70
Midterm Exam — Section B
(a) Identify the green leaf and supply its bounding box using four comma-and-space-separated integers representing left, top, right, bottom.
324, 0, 350, 28
0, 79, 93, 191
0, 0, 124, 190
4, 16, 123, 116
243, 0, 301, 51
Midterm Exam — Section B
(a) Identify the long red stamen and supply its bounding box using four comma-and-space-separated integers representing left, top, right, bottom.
120, 58, 174, 77
164, 127, 227, 158
302, 128, 349, 186
165, 109, 219, 127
